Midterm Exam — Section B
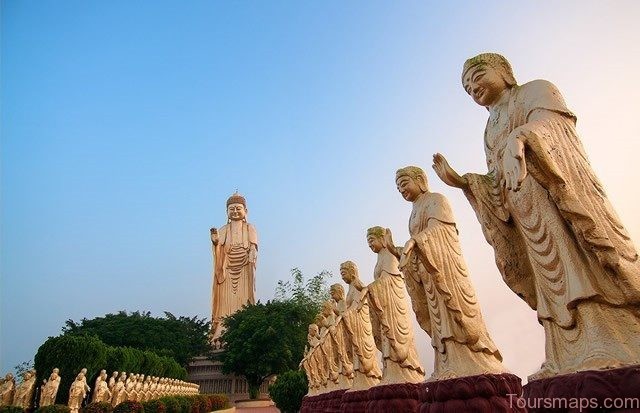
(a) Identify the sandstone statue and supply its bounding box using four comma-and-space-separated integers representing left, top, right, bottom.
396, 166, 506, 380
0, 373, 16, 406
13, 370, 36, 409
366, 226, 425, 384
210, 192, 258, 347
339, 261, 382, 391
93, 370, 111, 404
329, 284, 355, 388
433, 52, 640, 380
68, 374, 87, 413
39, 368, 61, 407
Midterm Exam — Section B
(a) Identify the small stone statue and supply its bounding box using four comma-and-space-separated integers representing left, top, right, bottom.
0, 373, 16, 406
329, 284, 355, 388
366, 226, 425, 384
39, 368, 61, 407
339, 261, 382, 391
13, 370, 36, 409
91, 369, 106, 402
68, 374, 87, 413
396, 166, 507, 380
93, 370, 111, 403
210, 192, 258, 347
433, 53, 640, 380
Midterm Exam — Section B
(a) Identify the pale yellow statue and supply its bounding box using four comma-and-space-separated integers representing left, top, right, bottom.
210, 192, 258, 347
433, 52, 640, 380
329, 284, 355, 388
366, 227, 426, 384
108, 371, 118, 393
68, 374, 87, 413
339, 261, 382, 391
396, 167, 506, 380
91, 369, 106, 402
13, 370, 36, 409
93, 370, 111, 404
111, 374, 126, 407
317, 302, 342, 391
39, 368, 61, 407
303, 324, 323, 394
0, 373, 16, 406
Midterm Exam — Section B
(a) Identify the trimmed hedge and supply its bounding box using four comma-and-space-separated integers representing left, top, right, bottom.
35, 405, 70, 413
0, 406, 26, 413
113, 401, 143, 413
82, 402, 113, 413
140, 400, 164, 413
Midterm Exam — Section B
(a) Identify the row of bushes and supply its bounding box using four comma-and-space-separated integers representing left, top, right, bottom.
0, 394, 230, 413
34, 335, 187, 403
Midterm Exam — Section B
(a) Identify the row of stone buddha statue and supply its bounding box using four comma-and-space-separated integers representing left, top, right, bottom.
300, 52, 640, 395
0, 368, 199, 412
300, 166, 510, 395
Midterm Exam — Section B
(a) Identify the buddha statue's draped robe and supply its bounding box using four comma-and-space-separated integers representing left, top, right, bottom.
368, 248, 425, 384
462, 79, 640, 378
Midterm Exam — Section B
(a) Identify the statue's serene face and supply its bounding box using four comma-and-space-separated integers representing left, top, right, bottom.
340, 267, 354, 284
367, 235, 383, 253
462, 64, 508, 107
396, 175, 422, 202
227, 203, 246, 221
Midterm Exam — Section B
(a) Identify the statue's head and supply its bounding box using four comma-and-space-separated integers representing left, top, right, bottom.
339, 261, 358, 284
396, 166, 428, 201
5, 373, 13, 380
321, 301, 334, 317
112, 371, 118, 377
330, 283, 345, 301
226, 192, 247, 222
308, 323, 319, 336
462, 53, 516, 107
366, 226, 387, 253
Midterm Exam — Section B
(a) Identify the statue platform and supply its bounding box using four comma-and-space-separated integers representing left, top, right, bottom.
301, 373, 524, 412
187, 355, 271, 402
523, 365, 640, 412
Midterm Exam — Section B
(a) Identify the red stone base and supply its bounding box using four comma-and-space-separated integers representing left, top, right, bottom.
419, 373, 526, 412
523, 365, 640, 412
367, 382, 421, 413
302, 373, 525, 412
301, 389, 346, 413
341, 389, 369, 413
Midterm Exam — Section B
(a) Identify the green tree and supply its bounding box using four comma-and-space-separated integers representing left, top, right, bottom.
268, 370, 308, 413
220, 268, 331, 399
62, 311, 210, 366
275, 268, 331, 316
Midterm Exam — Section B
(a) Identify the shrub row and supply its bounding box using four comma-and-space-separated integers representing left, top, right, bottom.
34, 335, 187, 404
13, 395, 229, 413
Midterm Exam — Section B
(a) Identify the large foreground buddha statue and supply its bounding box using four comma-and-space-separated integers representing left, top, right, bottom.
210, 192, 258, 347
433, 53, 640, 380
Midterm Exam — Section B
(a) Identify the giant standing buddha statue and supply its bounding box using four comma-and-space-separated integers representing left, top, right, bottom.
209, 192, 258, 348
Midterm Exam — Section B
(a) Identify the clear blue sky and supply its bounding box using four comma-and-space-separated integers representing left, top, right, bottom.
3, 1, 640, 381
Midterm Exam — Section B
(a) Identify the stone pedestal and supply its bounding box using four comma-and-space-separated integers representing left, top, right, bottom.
419, 373, 525, 413
186, 355, 271, 402
367, 383, 421, 413
340, 389, 369, 413
301, 389, 346, 413
523, 365, 640, 412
